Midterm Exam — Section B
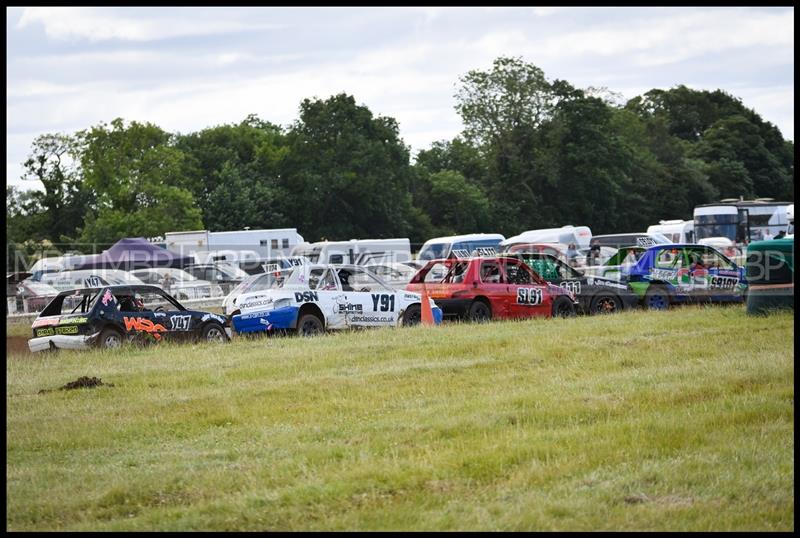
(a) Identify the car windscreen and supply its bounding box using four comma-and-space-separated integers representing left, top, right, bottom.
452, 239, 501, 255
292, 248, 321, 263
22, 281, 59, 295
418, 243, 448, 261
216, 263, 248, 279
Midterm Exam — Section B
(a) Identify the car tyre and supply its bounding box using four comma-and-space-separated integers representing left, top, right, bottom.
402, 304, 422, 326
590, 293, 621, 314
552, 296, 577, 317
201, 322, 229, 343
296, 313, 324, 336
468, 300, 492, 322
644, 285, 670, 310
98, 327, 123, 349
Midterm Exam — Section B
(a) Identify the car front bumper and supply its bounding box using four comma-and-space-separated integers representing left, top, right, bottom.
232, 306, 299, 333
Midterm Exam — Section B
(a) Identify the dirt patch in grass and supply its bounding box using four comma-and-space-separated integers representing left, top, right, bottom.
39, 376, 115, 394
6, 336, 32, 357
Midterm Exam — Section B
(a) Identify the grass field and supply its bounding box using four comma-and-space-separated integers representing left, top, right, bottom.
6, 306, 794, 531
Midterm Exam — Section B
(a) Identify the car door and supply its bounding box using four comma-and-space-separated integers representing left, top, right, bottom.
701, 247, 744, 301
471, 259, 508, 318
139, 287, 195, 341
502, 258, 550, 318
334, 266, 397, 327
115, 287, 169, 342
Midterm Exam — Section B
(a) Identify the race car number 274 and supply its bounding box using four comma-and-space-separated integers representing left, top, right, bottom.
517, 288, 543, 305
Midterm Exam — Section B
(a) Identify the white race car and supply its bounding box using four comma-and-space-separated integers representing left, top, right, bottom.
231, 264, 442, 335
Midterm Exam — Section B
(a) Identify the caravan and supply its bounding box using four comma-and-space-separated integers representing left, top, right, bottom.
417, 233, 506, 261
164, 228, 305, 272
291, 238, 411, 266
647, 220, 694, 243
501, 226, 592, 250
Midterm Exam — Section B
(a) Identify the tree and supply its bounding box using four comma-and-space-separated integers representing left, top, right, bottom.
279, 93, 417, 242
175, 115, 290, 231
78, 118, 202, 245
690, 115, 789, 200
455, 56, 556, 147
18, 133, 92, 245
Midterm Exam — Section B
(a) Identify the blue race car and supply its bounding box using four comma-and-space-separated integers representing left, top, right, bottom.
613, 244, 748, 309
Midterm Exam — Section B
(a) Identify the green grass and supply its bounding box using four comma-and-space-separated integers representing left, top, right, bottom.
6, 306, 794, 531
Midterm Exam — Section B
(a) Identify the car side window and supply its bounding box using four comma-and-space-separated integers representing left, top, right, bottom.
504, 261, 533, 285
480, 261, 503, 284
308, 269, 337, 290
556, 262, 577, 281
655, 249, 680, 268
703, 249, 735, 270
318, 270, 338, 291
346, 267, 389, 292
424, 262, 450, 283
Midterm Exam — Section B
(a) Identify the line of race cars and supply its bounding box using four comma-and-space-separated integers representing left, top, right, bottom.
26, 243, 749, 353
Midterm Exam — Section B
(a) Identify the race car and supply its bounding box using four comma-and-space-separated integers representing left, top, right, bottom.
614, 243, 748, 309
28, 284, 231, 353
405, 256, 578, 321
231, 264, 443, 336
513, 252, 640, 314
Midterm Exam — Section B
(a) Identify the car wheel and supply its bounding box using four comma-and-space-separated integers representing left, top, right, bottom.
645, 285, 670, 310
202, 322, 228, 343
590, 293, 621, 314
402, 304, 422, 326
468, 300, 492, 322
552, 296, 577, 317
296, 313, 324, 336
98, 327, 123, 349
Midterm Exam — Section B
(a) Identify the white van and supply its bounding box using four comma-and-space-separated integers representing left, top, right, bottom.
417, 233, 506, 261
501, 226, 592, 250
786, 204, 794, 238
647, 219, 695, 243
291, 238, 411, 266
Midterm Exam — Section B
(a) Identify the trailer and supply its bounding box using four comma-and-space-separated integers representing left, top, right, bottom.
164, 228, 305, 272
291, 238, 411, 266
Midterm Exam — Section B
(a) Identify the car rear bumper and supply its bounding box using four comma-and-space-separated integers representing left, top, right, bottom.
28, 333, 97, 353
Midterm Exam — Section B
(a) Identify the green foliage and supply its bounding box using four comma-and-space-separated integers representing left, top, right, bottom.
78, 119, 202, 243
413, 170, 491, 236
7, 61, 794, 248
280, 93, 416, 241
175, 115, 290, 231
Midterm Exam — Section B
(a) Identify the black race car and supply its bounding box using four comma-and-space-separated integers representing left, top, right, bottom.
28, 284, 231, 353
514, 252, 640, 314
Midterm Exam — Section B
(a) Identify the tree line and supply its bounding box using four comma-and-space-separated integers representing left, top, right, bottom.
6, 56, 794, 264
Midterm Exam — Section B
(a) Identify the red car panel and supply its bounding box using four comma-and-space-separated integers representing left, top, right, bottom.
406, 256, 576, 320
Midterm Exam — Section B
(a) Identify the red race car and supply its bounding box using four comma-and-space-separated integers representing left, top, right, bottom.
406, 256, 578, 321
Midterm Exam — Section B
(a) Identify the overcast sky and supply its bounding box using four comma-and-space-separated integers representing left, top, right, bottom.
6, 6, 794, 191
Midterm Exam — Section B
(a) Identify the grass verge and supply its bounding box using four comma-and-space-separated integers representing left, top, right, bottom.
6, 306, 794, 531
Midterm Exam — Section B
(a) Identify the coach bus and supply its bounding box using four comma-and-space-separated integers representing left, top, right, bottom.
693, 198, 792, 244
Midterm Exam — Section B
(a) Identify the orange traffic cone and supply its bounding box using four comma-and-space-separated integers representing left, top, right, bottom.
421, 284, 435, 326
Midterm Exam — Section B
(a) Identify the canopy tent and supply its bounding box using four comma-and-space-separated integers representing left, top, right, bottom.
69, 238, 195, 271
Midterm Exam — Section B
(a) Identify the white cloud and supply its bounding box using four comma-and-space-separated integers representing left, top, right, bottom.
7, 6, 794, 191
16, 7, 283, 42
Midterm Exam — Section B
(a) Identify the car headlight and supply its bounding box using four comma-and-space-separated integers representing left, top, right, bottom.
273, 298, 292, 309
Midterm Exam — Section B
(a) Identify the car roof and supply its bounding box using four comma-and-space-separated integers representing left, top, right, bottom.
55, 284, 166, 295
422, 233, 505, 244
